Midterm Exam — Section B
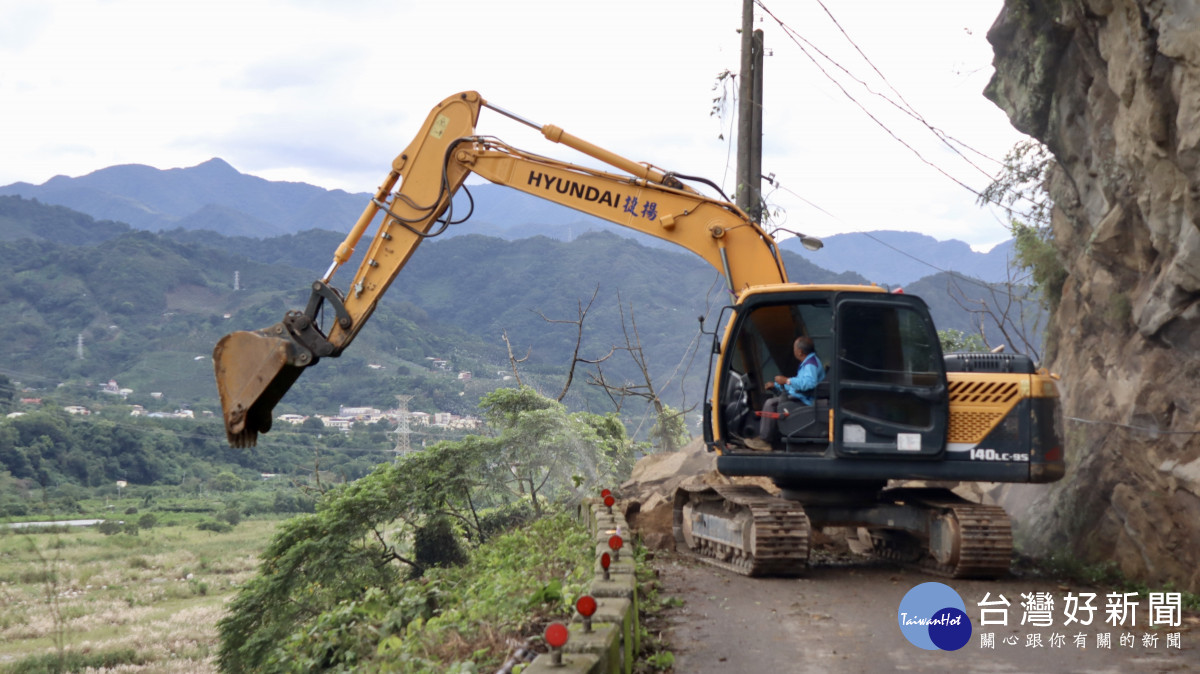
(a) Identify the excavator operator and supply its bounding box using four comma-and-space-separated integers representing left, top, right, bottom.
745, 336, 825, 450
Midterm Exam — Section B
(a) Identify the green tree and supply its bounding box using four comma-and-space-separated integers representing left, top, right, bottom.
0, 425, 34, 480
411, 515, 468, 574
578, 411, 639, 480
938, 329, 987, 353
0, 375, 13, 413
649, 404, 689, 453
217, 442, 483, 672
978, 139, 1066, 309
219, 386, 620, 673
220, 506, 242, 526
208, 470, 243, 492
1011, 219, 1068, 310
478, 387, 614, 516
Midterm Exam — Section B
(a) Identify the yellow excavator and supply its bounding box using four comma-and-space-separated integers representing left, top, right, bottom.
213, 91, 1064, 578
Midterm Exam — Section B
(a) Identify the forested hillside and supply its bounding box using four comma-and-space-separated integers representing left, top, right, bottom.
0, 197, 497, 419
0, 194, 1042, 428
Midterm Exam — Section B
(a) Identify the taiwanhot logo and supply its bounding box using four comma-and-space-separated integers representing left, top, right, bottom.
897, 582, 972, 651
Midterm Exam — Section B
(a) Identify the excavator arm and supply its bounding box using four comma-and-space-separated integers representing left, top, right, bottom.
214, 91, 788, 447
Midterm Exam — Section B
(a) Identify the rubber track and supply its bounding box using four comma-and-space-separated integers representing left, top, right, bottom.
871, 494, 1013, 579
673, 484, 811, 577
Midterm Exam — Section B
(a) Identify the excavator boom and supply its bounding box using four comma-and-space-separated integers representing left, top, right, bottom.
214, 91, 787, 446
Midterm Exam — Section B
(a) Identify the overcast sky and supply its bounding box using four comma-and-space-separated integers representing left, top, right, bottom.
1, 0, 1028, 250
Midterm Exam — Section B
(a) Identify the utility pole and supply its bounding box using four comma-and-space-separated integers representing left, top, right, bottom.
736, 0, 765, 223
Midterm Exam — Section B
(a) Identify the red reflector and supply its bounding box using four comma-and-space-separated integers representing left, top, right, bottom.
600, 488, 612, 498
604, 495, 615, 508
1044, 445, 1063, 462
600, 552, 611, 569
576, 595, 597, 617
608, 535, 623, 551
545, 622, 569, 648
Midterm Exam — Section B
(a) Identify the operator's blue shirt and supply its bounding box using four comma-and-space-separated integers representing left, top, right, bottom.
773, 352, 825, 405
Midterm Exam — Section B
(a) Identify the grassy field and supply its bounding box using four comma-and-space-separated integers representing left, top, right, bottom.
0, 517, 279, 673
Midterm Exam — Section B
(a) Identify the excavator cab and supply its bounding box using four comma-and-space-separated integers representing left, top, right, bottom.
709, 287, 949, 465
706, 285, 1063, 489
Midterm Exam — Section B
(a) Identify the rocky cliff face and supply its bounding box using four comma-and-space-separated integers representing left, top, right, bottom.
986, 0, 1200, 589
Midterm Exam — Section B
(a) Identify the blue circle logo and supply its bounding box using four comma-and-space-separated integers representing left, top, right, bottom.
897, 582, 972, 651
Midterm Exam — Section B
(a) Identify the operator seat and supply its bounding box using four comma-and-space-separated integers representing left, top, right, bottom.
777, 381, 831, 448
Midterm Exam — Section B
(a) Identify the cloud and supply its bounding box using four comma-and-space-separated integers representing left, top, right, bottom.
229, 48, 365, 92
1, 0, 1024, 250
0, 2, 51, 52
186, 108, 406, 191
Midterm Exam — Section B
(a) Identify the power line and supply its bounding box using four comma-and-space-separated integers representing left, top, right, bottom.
768, 179, 1035, 298
753, 0, 1046, 223
808, 0, 1003, 176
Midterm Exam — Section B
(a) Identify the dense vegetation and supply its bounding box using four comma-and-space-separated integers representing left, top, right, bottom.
0, 409, 393, 516
0, 199, 499, 418
218, 387, 628, 673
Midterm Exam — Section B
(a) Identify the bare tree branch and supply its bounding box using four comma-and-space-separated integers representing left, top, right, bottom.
945, 263, 1044, 362
615, 294, 664, 416
371, 526, 421, 571
533, 284, 616, 402
500, 329, 530, 386
585, 366, 626, 413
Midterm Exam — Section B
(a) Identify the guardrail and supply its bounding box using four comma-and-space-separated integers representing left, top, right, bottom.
523, 494, 640, 674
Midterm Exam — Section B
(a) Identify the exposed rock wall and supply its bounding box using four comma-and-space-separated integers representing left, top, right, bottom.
986, 0, 1200, 589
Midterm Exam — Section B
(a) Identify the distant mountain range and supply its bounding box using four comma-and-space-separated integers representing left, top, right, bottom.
0, 184, 1044, 423
2, 159, 1017, 286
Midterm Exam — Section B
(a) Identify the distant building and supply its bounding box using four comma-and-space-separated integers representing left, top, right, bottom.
448, 415, 483, 430
339, 406, 380, 418
276, 414, 308, 425
457, 371, 472, 380
63, 406, 91, 416
99, 379, 133, 398
318, 416, 353, 432
146, 409, 193, 420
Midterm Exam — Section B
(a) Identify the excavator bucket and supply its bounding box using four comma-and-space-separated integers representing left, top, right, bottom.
213, 324, 311, 448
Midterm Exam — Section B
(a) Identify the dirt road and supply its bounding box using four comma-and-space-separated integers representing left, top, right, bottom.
651, 552, 1200, 673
